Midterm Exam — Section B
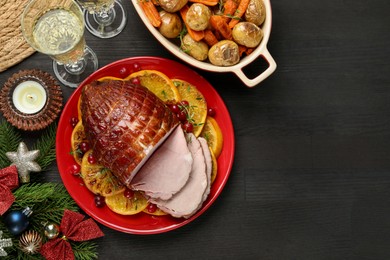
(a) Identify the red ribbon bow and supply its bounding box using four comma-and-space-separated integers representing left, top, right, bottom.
40, 210, 104, 260
0, 165, 19, 215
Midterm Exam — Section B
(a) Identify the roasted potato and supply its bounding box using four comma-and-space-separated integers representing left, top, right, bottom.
159, 0, 188, 13
208, 40, 240, 66
232, 22, 263, 48
244, 0, 266, 26
181, 34, 209, 61
159, 11, 183, 39
186, 3, 211, 31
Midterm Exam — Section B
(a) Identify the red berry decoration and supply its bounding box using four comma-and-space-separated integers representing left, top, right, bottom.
124, 189, 135, 199
131, 77, 140, 85
69, 164, 80, 176
170, 104, 180, 114
87, 153, 96, 164
177, 111, 187, 122
207, 107, 216, 117
79, 142, 90, 153
70, 117, 79, 128
147, 203, 157, 213
119, 66, 128, 76
180, 100, 189, 107
133, 63, 141, 71
182, 121, 194, 133
94, 195, 105, 208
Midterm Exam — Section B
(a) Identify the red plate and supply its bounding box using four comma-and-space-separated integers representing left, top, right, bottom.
56, 57, 235, 234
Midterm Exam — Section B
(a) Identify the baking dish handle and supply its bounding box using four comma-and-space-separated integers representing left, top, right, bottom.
234, 48, 277, 88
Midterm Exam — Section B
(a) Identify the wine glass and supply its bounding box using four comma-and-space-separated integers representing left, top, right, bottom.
21, 0, 98, 88
76, 0, 127, 38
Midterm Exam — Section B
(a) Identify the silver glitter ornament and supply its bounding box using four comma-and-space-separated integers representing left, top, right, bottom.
0, 231, 13, 256
19, 230, 42, 255
6, 142, 41, 183
44, 223, 60, 239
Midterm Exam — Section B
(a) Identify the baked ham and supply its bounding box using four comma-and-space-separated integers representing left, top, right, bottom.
81, 79, 214, 218
81, 80, 179, 186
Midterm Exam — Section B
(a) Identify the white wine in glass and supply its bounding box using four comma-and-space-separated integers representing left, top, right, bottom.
76, 0, 127, 38
21, 0, 98, 88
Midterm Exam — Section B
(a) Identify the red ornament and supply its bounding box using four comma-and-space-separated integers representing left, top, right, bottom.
40, 210, 104, 260
0, 165, 19, 215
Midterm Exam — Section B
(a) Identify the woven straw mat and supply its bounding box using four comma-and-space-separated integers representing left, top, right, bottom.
0, 0, 35, 73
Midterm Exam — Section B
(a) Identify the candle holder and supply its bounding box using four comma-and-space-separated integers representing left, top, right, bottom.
0, 69, 63, 131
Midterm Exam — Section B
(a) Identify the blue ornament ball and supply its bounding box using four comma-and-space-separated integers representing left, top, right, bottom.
4, 207, 32, 236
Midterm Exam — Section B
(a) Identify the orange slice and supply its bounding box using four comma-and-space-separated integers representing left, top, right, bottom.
77, 96, 82, 121
124, 70, 180, 102
200, 116, 223, 158
80, 150, 125, 197
97, 76, 124, 82
173, 79, 208, 137
105, 190, 149, 215
71, 120, 88, 165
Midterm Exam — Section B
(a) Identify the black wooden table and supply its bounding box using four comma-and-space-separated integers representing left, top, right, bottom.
1, 0, 390, 259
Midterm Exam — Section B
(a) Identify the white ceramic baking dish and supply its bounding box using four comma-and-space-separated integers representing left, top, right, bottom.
131, 0, 276, 87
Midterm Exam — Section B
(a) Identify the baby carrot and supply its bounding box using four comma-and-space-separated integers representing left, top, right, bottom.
209, 15, 233, 40
228, 0, 250, 28
222, 0, 238, 23
203, 29, 219, 46
189, 0, 219, 6
139, 1, 161, 27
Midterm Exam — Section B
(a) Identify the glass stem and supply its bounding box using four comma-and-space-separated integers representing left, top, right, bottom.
64, 59, 86, 75
94, 8, 115, 26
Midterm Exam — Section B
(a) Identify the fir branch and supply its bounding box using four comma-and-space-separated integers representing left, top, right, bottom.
72, 242, 99, 260
32, 123, 57, 171
12, 183, 79, 225
1, 183, 99, 260
0, 120, 22, 168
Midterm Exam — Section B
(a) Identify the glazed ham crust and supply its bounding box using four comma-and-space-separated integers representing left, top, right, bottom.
81, 80, 179, 186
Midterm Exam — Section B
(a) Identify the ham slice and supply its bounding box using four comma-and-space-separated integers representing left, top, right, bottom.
199, 137, 212, 202
151, 133, 211, 218
130, 126, 193, 200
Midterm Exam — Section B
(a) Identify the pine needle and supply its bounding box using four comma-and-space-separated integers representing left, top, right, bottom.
32, 122, 57, 171
0, 120, 22, 168
72, 242, 99, 260
12, 183, 79, 225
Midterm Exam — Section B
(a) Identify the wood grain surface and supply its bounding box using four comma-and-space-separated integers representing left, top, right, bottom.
1, 0, 390, 259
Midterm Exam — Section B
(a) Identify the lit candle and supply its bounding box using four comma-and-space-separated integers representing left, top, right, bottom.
12, 81, 47, 114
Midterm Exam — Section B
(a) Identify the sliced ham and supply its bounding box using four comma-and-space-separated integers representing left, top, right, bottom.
151, 133, 210, 218
199, 137, 212, 202
130, 126, 193, 200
